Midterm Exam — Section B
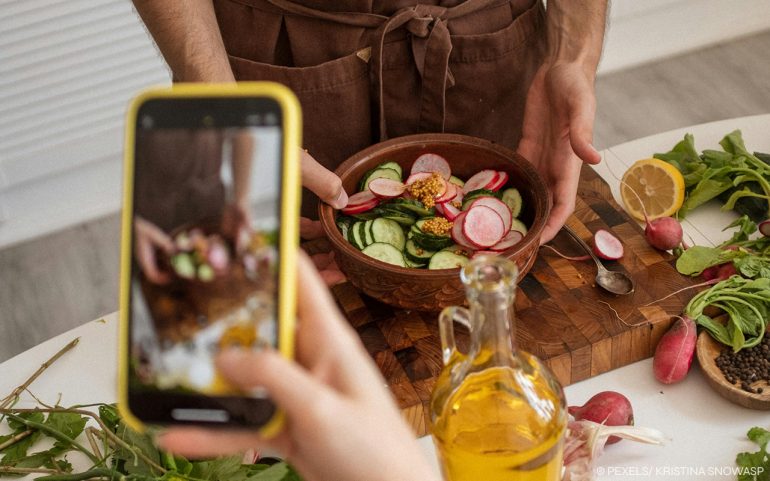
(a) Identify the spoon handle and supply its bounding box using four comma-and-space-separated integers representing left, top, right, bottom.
561, 225, 605, 271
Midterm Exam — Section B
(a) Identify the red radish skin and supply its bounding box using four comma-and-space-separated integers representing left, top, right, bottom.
702, 262, 737, 282
645, 216, 683, 251
759, 219, 770, 237
432, 178, 452, 202
487, 171, 509, 191
405, 172, 433, 185
568, 391, 634, 445
438, 202, 461, 221
468, 197, 512, 232
451, 212, 476, 250
341, 191, 379, 214
653, 316, 697, 384
462, 170, 498, 193
489, 230, 524, 252
367, 178, 405, 199
411, 153, 451, 179
592, 229, 624, 260
463, 205, 505, 248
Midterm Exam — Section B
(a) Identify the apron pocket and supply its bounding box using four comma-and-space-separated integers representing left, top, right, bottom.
229, 50, 373, 216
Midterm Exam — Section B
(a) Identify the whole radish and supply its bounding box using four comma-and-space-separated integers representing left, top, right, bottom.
568, 391, 634, 445
653, 316, 697, 384
645, 216, 683, 251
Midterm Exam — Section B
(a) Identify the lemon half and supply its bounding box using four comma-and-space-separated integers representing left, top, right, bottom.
621, 158, 685, 221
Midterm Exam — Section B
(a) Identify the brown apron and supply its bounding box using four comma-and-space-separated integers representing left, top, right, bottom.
213, 0, 546, 216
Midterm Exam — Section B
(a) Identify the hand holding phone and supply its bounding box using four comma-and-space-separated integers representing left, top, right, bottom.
156, 253, 441, 481
119, 83, 300, 433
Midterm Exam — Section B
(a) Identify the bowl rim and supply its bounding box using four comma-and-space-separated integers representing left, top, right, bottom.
318, 133, 551, 277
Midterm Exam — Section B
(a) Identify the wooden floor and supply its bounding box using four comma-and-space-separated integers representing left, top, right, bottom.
2, 30, 770, 362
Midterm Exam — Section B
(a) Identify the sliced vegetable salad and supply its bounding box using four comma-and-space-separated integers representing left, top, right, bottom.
335, 153, 528, 269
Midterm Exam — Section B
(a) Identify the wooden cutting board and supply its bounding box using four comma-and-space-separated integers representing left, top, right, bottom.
304, 164, 700, 437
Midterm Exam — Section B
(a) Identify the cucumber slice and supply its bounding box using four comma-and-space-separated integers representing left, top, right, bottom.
501, 188, 523, 218
387, 198, 434, 217
378, 161, 403, 177
350, 222, 365, 250
462, 188, 501, 210
449, 175, 465, 187
351, 211, 381, 221
404, 239, 436, 263
362, 220, 375, 246
360, 167, 402, 191
370, 218, 406, 250
510, 218, 528, 235
411, 231, 455, 251
338, 223, 350, 241
440, 244, 473, 256
361, 242, 407, 267
377, 207, 416, 226
405, 259, 427, 268
428, 251, 470, 270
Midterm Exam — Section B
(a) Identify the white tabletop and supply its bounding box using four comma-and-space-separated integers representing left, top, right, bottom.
2, 114, 770, 480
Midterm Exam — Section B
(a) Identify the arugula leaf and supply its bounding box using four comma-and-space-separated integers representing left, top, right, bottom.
675, 246, 743, 276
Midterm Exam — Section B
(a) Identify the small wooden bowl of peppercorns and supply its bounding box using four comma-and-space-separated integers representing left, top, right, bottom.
697, 330, 770, 410
318, 133, 550, 311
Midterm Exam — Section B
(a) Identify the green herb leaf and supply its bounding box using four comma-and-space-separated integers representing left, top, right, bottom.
676, 245, 742, 276
114, 422, 161, 476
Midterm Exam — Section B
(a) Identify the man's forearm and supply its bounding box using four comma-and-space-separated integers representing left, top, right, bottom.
133, 0, 234, 82
545, 0, 608, 77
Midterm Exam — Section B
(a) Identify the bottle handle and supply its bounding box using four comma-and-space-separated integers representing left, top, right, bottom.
438, 306, 470, 365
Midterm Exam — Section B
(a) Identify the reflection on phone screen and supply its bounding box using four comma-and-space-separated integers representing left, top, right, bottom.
129, 123, 281, 397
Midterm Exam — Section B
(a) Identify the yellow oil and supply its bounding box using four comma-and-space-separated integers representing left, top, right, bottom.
431, 362, 566, 481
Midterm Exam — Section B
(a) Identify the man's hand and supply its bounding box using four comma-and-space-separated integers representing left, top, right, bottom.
300, 149, 348, 286
518, 0, 607, 244
517, 62, 601, 244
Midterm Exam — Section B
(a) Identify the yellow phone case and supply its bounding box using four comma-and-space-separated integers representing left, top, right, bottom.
117, 82, 301, 437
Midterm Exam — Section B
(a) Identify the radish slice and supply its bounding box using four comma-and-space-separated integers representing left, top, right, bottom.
441, 202, 461, 221
435, 182, 456, 203
487, 171, 509, 191
463, 205, 505, 248
592, 229, 624, 260
368, 178, 406, 199
760, 219, 770, 237
411, 153, 451, 179
451, 212, 476, 250
463, 170, 498, 193
341, 191, 378, 215
406, 172, 433, 185
468, 197, 512, 232
489, 230, 524, 252
472, 250, 499, 258
433, 176, 448, 199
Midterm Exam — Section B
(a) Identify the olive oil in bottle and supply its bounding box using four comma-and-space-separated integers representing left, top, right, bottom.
429, 256, 567, 481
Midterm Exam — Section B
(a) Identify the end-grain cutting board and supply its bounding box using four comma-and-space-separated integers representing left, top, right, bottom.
304, 164, 700, 436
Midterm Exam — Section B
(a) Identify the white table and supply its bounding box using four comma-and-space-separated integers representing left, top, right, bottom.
2, 114, 770, 480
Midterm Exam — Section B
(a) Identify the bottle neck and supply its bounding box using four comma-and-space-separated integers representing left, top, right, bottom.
468, 289, 516, 363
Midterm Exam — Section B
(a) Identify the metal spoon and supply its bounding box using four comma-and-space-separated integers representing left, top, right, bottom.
562, 225, 635, 296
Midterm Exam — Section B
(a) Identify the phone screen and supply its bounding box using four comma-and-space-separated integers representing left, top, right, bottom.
127, 97, 283, 426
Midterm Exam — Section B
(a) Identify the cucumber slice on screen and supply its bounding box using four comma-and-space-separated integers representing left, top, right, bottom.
428, 251, 470, 270
510, 218, 528, 235
501, 188, 523, 218
378, 161, 403, 177
388, 198, 434, 217
404, 239, 436, 263
360, 167, 402, 191
361, 243, 407, 267
371, 218, 406, 250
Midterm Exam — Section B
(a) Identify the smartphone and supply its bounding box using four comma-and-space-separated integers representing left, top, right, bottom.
118, 83, 301, 434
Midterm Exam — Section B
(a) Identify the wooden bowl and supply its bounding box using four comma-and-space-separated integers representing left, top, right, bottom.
318, 133, 550, 311
696, 330, 770, 410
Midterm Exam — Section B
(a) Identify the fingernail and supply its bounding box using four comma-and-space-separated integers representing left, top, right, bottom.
331, 189, 348, 209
